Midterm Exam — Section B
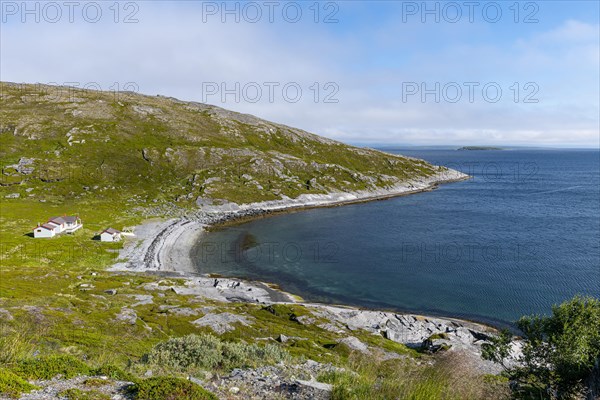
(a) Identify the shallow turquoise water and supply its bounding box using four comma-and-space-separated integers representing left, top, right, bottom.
192, 149, 600, 326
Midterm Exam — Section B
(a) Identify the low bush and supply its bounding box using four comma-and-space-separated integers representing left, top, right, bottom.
58, 388, 111, 400
12, 355, 90, 380
0, 368, 38, 398
127, 377, 217, 400
144, 333, 292, 372
92, 364, 133, 381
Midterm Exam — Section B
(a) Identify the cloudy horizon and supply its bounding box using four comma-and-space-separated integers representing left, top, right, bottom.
1, 1, 598, 148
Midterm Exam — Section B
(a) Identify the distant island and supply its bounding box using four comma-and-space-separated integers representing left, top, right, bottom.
457, 146, 504, 151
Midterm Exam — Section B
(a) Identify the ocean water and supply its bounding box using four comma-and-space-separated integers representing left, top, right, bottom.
191, 149, 600, 326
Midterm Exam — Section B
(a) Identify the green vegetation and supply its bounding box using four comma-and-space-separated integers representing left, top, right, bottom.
58, 388, 111, 400
0, 368, 38, 398
92, 365, 133, 381
319, 352, 509, 400
483, 296, 600, 399
143, 333, 292, 373
127, 377, 217, 400
13, 355, 90, 380
0, 82, 439, 209
0, 82, 516, 399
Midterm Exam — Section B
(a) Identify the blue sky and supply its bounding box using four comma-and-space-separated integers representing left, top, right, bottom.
1, 0, 598, 147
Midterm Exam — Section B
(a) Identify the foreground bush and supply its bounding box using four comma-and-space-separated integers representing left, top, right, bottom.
0, 368, 38, 398
144, 333, 292, 372
58, 388, 111, 400
483, 295, 600, 399
92, 364, 133, 381
127, 377, 217, 400
320, 351, 509, 400
12, 355, 91, 380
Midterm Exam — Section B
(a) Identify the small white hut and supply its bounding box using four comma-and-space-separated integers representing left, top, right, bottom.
100, 228, 122, 242
33, 223, 59, 238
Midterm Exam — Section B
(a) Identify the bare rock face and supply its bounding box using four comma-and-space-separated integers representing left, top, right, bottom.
209, 360, 339, 400
337, 336, 369, 353
191, 312, 254, 334
115, 307, 137, 325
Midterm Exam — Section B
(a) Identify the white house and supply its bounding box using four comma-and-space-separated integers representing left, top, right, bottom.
100, 228, 122, 242
48, 216, 82, 233
33, 215, 82, 238
33, 223, 58, 238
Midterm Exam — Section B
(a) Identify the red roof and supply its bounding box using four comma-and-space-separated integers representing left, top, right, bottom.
38, 224, 56, 231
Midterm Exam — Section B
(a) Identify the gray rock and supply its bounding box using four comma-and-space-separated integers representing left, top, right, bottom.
337, 336, 369, 353
116, 308, 137, 325
296, 379, 333, 392
192, 312, 253, 334
127, 294, 153, 307
4, 193, 20, 198
0, 308, 14, 321
277, 334, 289, 343
104, 289, 118, 295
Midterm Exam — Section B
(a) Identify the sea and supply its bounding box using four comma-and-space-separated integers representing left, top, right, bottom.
191, 149, 600, 327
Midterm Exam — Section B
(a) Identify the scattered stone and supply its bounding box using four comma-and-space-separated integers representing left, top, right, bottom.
104, 289, 118, 295
0, 308, 14, 321
191, 312, 253, 334
78, 283, 94, 289
277, 334, 289, 343
337, 336, 369, 353
296, 378, 333, 392
4, 193, 20, 198
127, 294, 153, 307
115, 308, 137, 325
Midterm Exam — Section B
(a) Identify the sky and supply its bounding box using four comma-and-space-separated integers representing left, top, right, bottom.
1, 0, 599, 148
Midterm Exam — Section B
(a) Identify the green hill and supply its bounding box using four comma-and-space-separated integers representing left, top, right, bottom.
0, 82, 440, 208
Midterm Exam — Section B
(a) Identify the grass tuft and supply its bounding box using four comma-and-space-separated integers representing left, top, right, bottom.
127, 376, 217, 400
0, 368, 38, 398
12, 355, 90, 380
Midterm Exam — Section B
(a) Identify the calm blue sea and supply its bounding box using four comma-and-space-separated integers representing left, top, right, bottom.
192, 149, 600, 326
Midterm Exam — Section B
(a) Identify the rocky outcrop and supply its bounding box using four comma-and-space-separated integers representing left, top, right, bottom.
191, 312, 254, 334
310, 305, 506, 374
205, 360, 340, 400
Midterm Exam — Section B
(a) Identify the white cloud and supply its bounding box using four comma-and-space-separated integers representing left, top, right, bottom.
1, 4, 598, 147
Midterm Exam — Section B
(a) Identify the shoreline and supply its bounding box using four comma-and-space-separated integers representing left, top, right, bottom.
108, 169, 511, 330
109, 170, 516, 329
112, 168, 469, 274
109, 169, 521, 370
112, 169, 482, 316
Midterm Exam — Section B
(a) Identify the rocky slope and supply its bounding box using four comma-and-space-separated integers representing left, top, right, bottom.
1, 82, 450, 206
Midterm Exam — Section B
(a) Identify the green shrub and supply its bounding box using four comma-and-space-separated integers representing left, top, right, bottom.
0, 368, 37, 398
127, 377, 217, 400
13, 355, 90, 380
83, 378, 108, 387
483, 295, 600, 398
92, 365, 133, 381
58, 388, 110, 400
144, 333, 292, 372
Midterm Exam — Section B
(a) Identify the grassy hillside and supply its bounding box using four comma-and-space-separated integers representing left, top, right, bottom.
0, 83, 505, 399
0, 82, 439, 207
